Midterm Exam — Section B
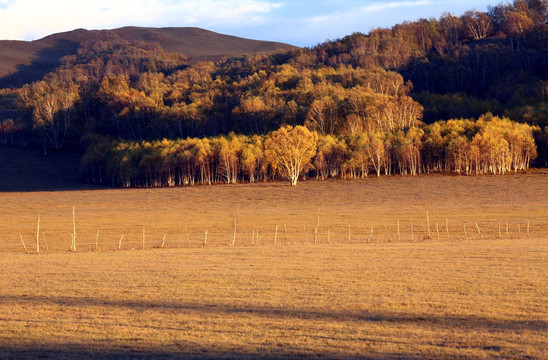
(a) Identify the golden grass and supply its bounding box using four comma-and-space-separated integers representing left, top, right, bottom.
0, 170, 547, 252
0, 172, 547, 358
0, 240, 546, 359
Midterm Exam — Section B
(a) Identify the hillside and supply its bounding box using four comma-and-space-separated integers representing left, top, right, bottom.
1, 1, 546, 189
0, 27, 297, 88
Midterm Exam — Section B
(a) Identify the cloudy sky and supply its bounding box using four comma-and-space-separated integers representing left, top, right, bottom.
1, 0, 496, 46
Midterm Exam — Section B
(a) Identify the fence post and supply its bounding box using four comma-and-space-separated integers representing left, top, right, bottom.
36, 214, 40, 254
426, 210, 431, 238
232, 214, 237, 247
475, 223, 482, 239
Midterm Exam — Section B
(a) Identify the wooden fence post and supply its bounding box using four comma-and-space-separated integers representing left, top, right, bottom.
232, 214, 237, 247
185, 226, 190, 248
384, 225, 392, 242
426, 210, 431, 238
314, 210, 320, 244
348, 224, 351, 243
20, 234, 28, 254
475, 223, 482, 239
42, 233, 48, 252
36, 214, 40, 254
72, 206, 76, 252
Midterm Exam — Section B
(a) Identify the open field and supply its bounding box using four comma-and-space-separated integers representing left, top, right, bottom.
0, 152, 547, 358
0, 166, 547, 252
0, 240, 546, 359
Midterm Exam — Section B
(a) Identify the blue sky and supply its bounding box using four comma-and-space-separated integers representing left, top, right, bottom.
0, 0, 498, 46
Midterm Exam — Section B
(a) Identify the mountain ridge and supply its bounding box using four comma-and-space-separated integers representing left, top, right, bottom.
0, 26, 298, 88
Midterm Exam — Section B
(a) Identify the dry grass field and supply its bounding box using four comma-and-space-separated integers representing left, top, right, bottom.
0, 168, 547, 252
0, 241, 546, 359
0, 152, 547, 358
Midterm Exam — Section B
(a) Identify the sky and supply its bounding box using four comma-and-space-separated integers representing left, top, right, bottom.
0, 0, 498, 47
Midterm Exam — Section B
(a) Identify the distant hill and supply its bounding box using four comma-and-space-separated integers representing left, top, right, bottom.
0, 27, 297, 88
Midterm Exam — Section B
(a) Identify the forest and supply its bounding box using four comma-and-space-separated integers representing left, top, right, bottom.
1, 0, 547, 186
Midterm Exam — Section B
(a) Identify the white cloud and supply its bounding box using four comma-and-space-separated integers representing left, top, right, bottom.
0, 0, 500, 45
0, 0, 281, 40
0, 0, 15, 9
308, 0, 431, 24
360, 0, 430, 13
271, 0, 494, 46
360, 0, 431, 13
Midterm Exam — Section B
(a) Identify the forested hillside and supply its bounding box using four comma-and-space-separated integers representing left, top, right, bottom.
1, 0, 547, 186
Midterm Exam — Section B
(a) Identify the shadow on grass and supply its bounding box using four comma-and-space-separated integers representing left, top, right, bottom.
2, 292, 541, 359
2, 293, 546, 334
0, 145, 100, 192
0, 344, 431, 360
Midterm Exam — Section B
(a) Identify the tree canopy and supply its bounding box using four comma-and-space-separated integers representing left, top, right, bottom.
0, 0, 546, 186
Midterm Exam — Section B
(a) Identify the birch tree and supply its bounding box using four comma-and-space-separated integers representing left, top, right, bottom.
265, 125, 317, 186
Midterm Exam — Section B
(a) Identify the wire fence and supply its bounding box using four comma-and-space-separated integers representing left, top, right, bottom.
1, 217, 547, 254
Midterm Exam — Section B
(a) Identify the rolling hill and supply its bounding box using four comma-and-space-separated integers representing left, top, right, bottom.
0, 27, 297, 88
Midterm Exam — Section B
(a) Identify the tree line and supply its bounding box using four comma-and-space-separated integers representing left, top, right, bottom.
81, 114, 538, 187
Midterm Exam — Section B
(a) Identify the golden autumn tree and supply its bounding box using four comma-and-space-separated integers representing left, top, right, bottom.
264, 125, 317, 186
363, 130, 389, 177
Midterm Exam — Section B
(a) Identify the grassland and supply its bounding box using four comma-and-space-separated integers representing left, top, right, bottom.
0, 240, 546, 359
0, 166, 547, 252
0, 146, 547, 358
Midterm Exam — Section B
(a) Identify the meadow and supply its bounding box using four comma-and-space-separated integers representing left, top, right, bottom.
0, 149, 547, 358
0, 240, 546, 359
0, 168, 547, 252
